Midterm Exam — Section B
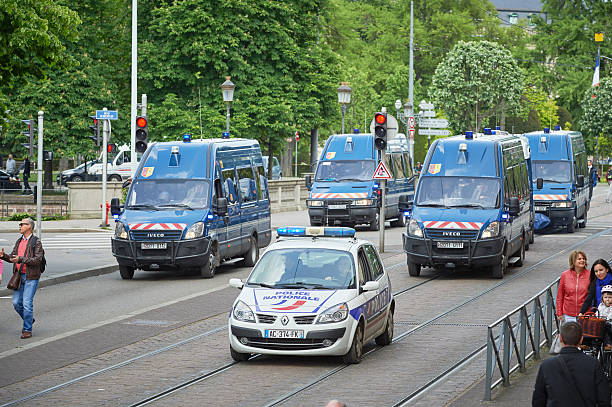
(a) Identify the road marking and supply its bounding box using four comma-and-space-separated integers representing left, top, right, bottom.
42, 232, 113, 249
0, 282, 232, 359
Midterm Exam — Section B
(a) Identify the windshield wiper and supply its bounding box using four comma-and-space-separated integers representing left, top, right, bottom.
338, 178, 367, 182
540, 179, 564, 183
127, 204, 158, 210
418, 203, 446, 207
447, 203, 487, 209
275, 283, 310, 289
157, 203, 194, 210
246, 282, 277, 288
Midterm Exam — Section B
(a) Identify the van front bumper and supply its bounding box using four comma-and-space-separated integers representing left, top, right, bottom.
535, 205, 574, 228
111, 236, 211, 268
307, 200, 377, 225
402, 233, 504, 267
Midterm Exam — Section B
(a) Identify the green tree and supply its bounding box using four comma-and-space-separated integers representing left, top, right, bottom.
580, 78, 612, 155
523, 87, 559, 129
430, 41, 523, 132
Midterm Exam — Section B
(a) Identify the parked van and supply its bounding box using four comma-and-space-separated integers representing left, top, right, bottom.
88, 145, 142, 181
110, 137, 272, 279
305, 133, 414, 230
402, 131, 534, 278
523, 127, 590, 232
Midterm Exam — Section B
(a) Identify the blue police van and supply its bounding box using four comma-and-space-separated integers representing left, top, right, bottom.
523, 127, 590, 233
110, 137, 272, 279
305, 133, 415, 230
402, 131, 534, 278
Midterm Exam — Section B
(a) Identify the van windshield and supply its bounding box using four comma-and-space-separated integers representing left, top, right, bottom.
315, 160, 376, 181
127, 179, 210, 210
531, 160, 571, 183
416, 177, 500, 209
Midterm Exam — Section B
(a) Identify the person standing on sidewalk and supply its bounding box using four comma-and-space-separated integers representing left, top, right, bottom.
532, 322, 610, 406
556, 250, 591, 324
5, 153, 16, 177
0, 217, 44, 339
21, 156, 31, 194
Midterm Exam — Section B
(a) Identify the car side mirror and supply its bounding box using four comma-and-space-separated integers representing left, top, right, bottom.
398, 195, 413, 212
229, 278, 244, 289
536, 178, 543, 190
215, 197, 228, 216
110, 197, 122, 216
361, 281, 380, 292
305, 174, 312, 190
576, 174, 585, 188
508, 197, 520, 216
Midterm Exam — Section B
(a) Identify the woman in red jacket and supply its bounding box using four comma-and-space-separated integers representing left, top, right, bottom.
557, 250, 591, 323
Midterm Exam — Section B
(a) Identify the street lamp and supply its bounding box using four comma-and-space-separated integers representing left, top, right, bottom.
337, 82, 352, 134
221, 76, 235, 135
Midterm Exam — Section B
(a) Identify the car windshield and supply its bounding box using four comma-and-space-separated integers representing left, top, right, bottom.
416, 177, 501, 208
315, 160, 376, 181
127, 179, 210, 209
531, 160, 572, 183
247, 248, 356, 290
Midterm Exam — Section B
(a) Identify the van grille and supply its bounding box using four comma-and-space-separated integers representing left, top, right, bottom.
130, 230, 183, 241
425, 229, 479, 240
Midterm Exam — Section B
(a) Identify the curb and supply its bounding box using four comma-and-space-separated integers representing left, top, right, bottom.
0, 264, 118, 297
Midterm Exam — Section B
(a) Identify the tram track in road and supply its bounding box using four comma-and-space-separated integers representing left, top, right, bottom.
0, 252, 426, 407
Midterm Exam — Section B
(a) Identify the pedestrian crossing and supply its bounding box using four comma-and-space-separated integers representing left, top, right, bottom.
41, 232, 114, 250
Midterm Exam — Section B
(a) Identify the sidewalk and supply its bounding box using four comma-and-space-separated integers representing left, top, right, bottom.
0, 218, 109, 234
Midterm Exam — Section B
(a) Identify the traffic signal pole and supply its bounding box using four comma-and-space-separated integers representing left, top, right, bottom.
101, 107, 109, 227
36, 111, 44, 236
130, 0, 138, 178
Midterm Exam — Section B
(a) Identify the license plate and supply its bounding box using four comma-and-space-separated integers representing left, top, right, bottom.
141, 242, 167, 250
436, 241, 463, 249
264, 329, 304, 339
328, 204, 346, 209
535, 206, 547, 211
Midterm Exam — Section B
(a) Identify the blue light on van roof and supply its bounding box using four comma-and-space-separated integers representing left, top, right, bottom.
465, 131, 473, 140
554, 125, 561, 131
183, 134, 191, 142
495, 126, 501, 130
353, 128, 360, 134
544, 127, 550, 134
277, 226, 355, 238
222, 132, 230, 139
484, 128, 492, 135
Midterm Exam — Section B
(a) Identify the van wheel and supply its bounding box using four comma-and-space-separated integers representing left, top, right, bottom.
109, 174, 122, 182
369, 214, 380, 231
391, 214, 406, 228
567, 217, 576, 233
491, 245, 507, 279
119, 265, 135, 280
375, 309, 394, 346
514, 238, 525, 267
242, 235, 259, 267
579, 206, 587, 228
200, 250, 217, 278
342, 323, 364, 364
407, 260, 421, 277
230, 346, 251, 362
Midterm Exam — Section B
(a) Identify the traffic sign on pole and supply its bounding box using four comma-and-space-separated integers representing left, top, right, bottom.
408, 116, 415, 129
418, 129, 451, 136
409, 128, 415, 139
418, 118, 449, 128
373, 161, 392, 179
96, 110, 118, 120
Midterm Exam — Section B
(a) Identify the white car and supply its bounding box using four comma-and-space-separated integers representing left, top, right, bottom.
228, 226, 395, 364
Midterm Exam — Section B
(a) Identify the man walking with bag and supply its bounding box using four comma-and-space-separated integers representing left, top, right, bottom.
1, 217, 44, 339
532, 321, 610, 406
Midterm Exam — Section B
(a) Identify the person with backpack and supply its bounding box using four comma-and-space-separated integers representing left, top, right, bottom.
0, 217, 45, 339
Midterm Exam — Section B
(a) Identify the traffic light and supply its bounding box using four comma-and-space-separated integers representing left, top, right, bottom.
107, 143, 118, 155
21, 119, 35, 156
374, 112, 387, 150
135, 116, 148, 153
89, 115, 100, 146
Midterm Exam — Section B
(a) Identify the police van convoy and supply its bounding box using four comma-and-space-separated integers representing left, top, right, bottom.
306, 133, 414, 231
402, 130, 534, 279
110, 137, 272, 279
228, 226, 394, 364
523, 127, 590, 233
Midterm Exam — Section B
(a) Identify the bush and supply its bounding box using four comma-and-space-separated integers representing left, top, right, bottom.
2, 212, 68, 221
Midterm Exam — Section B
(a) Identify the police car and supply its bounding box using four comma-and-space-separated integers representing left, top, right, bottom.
228, 227, 395, 364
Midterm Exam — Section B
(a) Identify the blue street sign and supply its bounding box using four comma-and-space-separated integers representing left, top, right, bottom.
95, 110, 118, 120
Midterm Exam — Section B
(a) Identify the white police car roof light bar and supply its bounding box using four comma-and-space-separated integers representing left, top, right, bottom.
276, 226, 356, 238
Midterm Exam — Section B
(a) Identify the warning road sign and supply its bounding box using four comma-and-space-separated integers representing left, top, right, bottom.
373, 161, 392, 179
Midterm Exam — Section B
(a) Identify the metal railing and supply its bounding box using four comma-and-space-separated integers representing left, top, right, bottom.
485, 277, 561, 400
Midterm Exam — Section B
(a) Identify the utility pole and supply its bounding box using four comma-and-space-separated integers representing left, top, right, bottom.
130, 0, 138, 177
36, 111, 44, 236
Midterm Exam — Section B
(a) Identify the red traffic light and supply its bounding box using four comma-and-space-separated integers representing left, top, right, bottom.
107, 143, 117, 154
136, 117, 147, 128
375, 113, 386, 125
93, 119, 98, 125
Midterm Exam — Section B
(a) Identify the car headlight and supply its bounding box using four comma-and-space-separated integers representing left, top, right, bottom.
353, 199, 373, 206
308, 200, 324, 207
115, 222, 128, 239
481, 221, 500, 239
233, 300, 255, 322
552, 201, 572, 208
184, 221, 205, 239
408, 218, 423, 237
316, 302, 348, 324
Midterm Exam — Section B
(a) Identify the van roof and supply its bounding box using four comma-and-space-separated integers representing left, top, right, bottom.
523, 131, 584, 160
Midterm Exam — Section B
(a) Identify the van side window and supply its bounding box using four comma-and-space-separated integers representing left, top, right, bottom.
222, 168, 238, 205
257, 166, 268, 200
237, 167, 257, 203
387, 155, 396, 178
393, 154, 404, 180
403, 152, 413, 177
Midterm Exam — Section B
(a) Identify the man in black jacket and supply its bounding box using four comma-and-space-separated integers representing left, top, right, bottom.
532, 322, 610, 406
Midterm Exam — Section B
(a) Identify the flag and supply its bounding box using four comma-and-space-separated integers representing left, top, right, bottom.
592, 47, 600, 87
